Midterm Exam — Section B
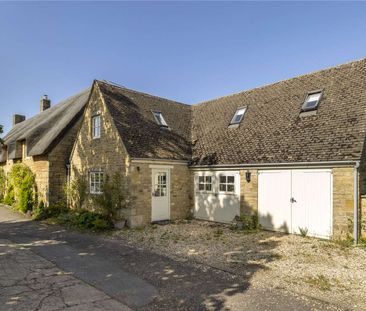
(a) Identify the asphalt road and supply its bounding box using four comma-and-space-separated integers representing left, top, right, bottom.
0, 205, 345, 311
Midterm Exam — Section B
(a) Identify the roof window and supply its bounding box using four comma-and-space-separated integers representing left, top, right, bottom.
152, 111, 168, 127
301, 91, 322, 112
230, 107, 247, 125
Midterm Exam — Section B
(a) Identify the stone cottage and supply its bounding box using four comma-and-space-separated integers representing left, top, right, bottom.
0, 90, 90, 205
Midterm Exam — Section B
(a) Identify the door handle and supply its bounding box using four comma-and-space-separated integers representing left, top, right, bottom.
290, 197, 297, 203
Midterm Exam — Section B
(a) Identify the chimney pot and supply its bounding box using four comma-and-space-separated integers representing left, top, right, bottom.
40, 95, 51, 112
13, 114, 26, 126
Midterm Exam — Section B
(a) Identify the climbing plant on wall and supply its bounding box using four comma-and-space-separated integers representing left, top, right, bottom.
7, 164, 37, 213
0, 167, 6, 202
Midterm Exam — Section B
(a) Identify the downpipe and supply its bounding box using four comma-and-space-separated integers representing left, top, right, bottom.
354, 161, 360, 244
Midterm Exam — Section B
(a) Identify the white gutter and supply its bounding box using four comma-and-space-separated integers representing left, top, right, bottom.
354, 161, 360, 244
190, 160, 358, 170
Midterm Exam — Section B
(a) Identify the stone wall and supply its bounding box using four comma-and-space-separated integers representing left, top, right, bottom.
70, 84, 130, 211
240, 169, 258, 216
48, 118, 82, 204
129, 162, 192, 227
332, 167, 355, 238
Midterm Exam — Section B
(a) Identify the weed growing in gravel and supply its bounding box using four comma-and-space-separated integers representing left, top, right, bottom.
213, 228, 224, 238
305, 274, 331, 291
299, 227, 309, 237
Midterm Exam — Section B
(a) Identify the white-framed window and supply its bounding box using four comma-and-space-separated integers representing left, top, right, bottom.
230, 107, 247, 125
92, 115, 101, 139
90, 171, 104, 194
198, 175, 213, 192
301, 91, 322, 112
153, 171, 168, 197
219, 175, 235, 193
152, 111, 168, 127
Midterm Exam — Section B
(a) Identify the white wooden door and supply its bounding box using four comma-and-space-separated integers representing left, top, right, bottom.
291, 170, 332, 239
258, 170, 292, 233
151, 169, 170, 222
258, 169, 333, 239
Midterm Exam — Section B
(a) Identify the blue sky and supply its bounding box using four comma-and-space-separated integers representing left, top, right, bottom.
0, 1, 365, 133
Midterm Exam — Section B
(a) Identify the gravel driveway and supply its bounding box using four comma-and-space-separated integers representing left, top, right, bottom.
112, 220, 366, 310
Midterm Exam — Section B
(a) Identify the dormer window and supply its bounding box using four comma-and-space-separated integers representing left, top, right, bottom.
230, 107, 247, 125
301, 91, 322, 112
152, 111, 168, 127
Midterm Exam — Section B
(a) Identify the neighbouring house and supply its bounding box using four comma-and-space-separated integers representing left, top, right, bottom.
2, 58, 366, 240
0, 90, 90, 205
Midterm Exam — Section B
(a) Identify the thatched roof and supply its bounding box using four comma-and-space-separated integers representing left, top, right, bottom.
1, 89, 89, 160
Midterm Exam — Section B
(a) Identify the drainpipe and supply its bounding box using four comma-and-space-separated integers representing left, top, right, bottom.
354, 161, 360, 244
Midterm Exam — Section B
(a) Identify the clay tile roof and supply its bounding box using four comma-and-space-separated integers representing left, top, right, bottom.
191, 58, 366, 165
97, 81, 192, 160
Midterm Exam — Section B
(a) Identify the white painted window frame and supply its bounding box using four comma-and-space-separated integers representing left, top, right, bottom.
92, 114, 101, 139
230, 107, 247, 125
197, 175, 213, 193
90, 170, 104, 195
301, 90, 323, 112
152, 111, 168, 127
218, 174, 236, 194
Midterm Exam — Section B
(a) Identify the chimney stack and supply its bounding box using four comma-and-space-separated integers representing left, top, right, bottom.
13, 114, 26, 126
40, 95, 51, 112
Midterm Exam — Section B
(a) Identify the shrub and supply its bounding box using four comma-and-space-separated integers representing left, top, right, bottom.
3, 185, 14, 206
93, 172, 125, 220
33, 201, 69, 220
238, 214, 260, 231
56, 209, 113, 231
7, 164, 37, 213
64, 174, 87, 210
0, 167, 6, 202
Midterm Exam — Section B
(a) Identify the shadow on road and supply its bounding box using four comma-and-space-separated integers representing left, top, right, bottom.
0, 206, 331, 311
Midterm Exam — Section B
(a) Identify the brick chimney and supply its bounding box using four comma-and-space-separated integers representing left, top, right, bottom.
40, 95, 51, 112
13, 114, 26, 126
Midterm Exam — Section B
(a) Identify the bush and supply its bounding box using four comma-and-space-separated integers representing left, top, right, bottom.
56, 209, 113, 231
64, 174, 87, 210
33, 201, 69, 220
93, 172, 125, 220
237, 214, 260, 231
7, 164, 37, 213
0, 167, 6, 202
3, 185, 14, 206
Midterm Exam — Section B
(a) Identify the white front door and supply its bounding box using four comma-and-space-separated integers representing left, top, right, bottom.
151, 169, 170, 222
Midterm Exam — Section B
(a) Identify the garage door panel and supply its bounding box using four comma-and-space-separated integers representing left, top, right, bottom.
292, 170, 332, 238
258, 171, 292, 233
259, 169, 332, 239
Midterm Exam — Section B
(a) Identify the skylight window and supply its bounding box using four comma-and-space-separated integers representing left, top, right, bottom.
230, 107, 247, 125
152, 111, 168, 127
301, 91, 322, 112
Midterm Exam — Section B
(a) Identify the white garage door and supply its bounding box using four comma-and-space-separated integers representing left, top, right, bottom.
258, 169, 332, 239
194, 171, 240, 223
